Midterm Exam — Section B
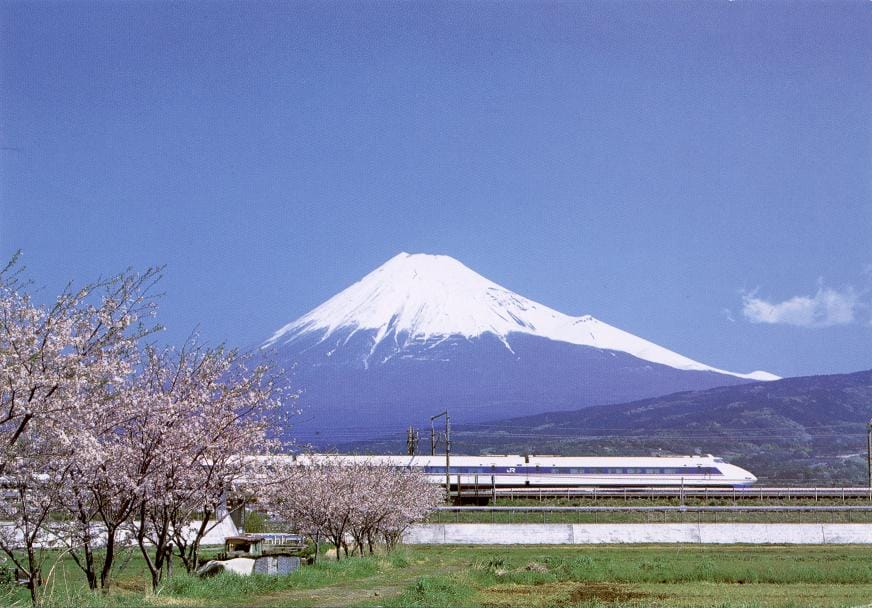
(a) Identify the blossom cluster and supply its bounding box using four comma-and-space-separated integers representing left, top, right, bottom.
261, 455, 444, 559
0, 262, 286, 602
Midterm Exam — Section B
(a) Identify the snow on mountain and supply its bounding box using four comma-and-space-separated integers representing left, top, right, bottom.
264, 252, 778, 382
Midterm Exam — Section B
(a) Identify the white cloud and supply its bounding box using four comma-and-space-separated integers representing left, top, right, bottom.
742, 285, 861, 328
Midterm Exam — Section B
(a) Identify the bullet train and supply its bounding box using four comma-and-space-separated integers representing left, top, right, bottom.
293, 454, 757, 487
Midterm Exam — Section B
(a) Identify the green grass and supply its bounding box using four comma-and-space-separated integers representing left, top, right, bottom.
5, 545, 872, 607
0, 549, 415, 608
378, 574, 477, 608
162, 554, 383, 598
428, 496, 872, 524
364, 546, 872, 608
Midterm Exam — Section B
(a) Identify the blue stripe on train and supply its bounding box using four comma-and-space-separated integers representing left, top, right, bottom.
414, 466, 724, 476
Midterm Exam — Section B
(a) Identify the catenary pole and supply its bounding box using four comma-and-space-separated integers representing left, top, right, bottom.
446, 412, 451, 494
431, 411, 450, 496
867, 419, 872, 491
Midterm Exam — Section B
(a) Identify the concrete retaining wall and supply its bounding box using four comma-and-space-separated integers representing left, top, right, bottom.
404, 523, 872, 545
0, 517, 237, 549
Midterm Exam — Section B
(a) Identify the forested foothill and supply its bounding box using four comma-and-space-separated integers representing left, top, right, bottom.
349, 370, 872, 486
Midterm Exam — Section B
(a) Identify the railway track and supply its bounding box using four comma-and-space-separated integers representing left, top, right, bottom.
428, 503, 872, 524
451, 486, 872, 502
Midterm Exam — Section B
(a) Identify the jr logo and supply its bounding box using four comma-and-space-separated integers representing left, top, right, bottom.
506, 467, 516, 473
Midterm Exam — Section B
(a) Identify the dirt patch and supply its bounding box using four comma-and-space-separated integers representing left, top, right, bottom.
487, 586, 535, 595
569, 583, 648, 603
146, 598, 206, 607
260, 584, 403, 608
481, 581, 649, 607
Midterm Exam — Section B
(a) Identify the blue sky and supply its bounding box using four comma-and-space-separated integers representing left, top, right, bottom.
1, 1, 870, 379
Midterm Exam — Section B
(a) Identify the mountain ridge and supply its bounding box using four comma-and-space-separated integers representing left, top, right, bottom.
265, 252, 777, 381
262, 252, 778, 441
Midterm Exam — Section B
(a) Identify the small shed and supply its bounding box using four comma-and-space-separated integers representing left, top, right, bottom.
198, 534, 307, 578
223, 534, 264, 558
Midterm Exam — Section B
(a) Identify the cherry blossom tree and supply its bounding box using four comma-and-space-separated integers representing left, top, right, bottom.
0, 259, 160, 459
130, 342, 284, 590
261, 456, 353, 560
0, 256, 292, 601
345, 460, 444, 553
168, 344, 285, 574
375, 466, 444, 550
0, 258, 160, 604
57, 376, 147, 591
264, 456, 443, 560
0, 434, 73, 605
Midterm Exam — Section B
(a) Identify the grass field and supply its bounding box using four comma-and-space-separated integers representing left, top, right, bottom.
424, 496, 872, 525
5, 544, 872, 607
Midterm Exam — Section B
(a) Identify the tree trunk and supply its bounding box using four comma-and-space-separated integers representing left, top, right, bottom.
27, 573, 39, 607
25, 545, 40, 607
183, 513, 210, 573
100, 527, 117, 590
69, 529, 99, 591
83, 542, 97, 591
136, 506, 167, 593
165, 547, 173, 580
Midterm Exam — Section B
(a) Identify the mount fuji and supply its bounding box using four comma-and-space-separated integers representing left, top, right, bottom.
263, 253, 777, 443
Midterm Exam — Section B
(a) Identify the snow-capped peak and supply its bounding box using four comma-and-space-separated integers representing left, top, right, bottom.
264, 252, 778, 381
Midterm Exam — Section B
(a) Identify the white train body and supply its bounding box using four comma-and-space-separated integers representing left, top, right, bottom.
295, 454, 757, 487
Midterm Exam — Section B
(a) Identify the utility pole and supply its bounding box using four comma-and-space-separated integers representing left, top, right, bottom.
445, 414, 451, 494
430, 419, 436, 456
431, 411, 450, 495
867, 419, 872, 491
406, 426, 419, 455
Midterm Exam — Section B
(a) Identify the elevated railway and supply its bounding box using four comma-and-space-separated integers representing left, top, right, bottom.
452, 486, 872, 503
428, 504, 872, 524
